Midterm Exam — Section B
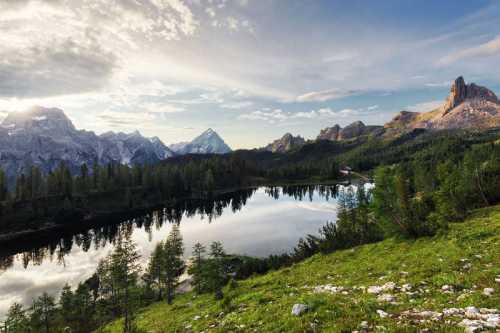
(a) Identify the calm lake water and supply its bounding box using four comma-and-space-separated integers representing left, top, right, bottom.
0, 184, 348, 318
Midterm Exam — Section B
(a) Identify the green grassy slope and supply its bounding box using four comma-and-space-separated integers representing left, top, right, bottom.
102, 206, 500, 333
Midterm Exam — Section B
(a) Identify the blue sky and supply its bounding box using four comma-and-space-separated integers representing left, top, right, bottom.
0, 0, 499, 148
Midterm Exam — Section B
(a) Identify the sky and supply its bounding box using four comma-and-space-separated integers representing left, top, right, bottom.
0, 0, 500, 149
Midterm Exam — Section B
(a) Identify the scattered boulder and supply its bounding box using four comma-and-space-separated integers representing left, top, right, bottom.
376, 310, 389, 318
291, 304, 308, 316
377, 294, 396, 303
482, 288, 494, 296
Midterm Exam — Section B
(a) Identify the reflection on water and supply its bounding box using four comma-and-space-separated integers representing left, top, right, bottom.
0, 184, 339, 318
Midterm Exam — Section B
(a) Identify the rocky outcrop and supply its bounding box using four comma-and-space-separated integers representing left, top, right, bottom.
443, 76, 498, 115
263, 133, 306, 153
317, 121, 383, 141
317, 124, 341, 141
385, 76, 500, 133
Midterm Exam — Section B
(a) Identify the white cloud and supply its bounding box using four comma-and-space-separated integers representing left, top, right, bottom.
239, 107, 358, 124
296, 88, 359, 103
205, 7, 216, 17
437, 36, 500, 65
323, 51, 358, 63
406, 100, 443, 112
0, 0, 199, 98
425, 81, 451, 87
221, 101, 253, 109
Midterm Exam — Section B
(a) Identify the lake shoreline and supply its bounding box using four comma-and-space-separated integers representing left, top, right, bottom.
0, 180, 350, 256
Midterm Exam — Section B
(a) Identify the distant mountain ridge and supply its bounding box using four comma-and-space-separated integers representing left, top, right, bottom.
168, 128, 232, 155
0, 106, 229, 181
263, 133, 306, 153
385, 76, 500, 132
264, 76, 500, 152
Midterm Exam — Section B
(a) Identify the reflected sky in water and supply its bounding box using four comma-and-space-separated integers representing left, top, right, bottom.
0, 186, 339, 318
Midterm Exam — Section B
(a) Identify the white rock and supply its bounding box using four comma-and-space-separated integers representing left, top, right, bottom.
443, 308, 462, 316
483, 287, 494, 296
382, 282, 396, 291
291, 303, 308, 316
441, 284, 453, 292
359, 321, 369, 329
367, 286, 383, 294
376, 310, 389, 318
465, 307, 480, 319
401, 284, 412, 292
193, 315, 201, 321
484, 314, 499, 329
459, 319, 483, 332
377, 294, 396, 303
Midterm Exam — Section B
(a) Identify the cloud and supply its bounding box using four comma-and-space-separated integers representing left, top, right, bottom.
0, 39, 117, 98
0, 0, 199, 98
322, 51, 358, 63
425, 81, 451, 87
220, 101, 253, 109
239, 107, 358, 124
437, 36, 500, 65
406, 100, 443, 112
206, 7, 216, 17
97, 110, 156, 127
296, 88, 359, 103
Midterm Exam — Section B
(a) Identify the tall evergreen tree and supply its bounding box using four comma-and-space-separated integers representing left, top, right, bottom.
190, 242, 206, 294
31, 292, 56, 333
162, 225, 185, 304
208, 241, 226, 300
5, 302, 29, 333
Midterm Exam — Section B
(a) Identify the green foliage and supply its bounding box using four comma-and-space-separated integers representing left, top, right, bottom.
30, 292, 56, 333
101, 204, 500, 333
4, 302, 29, 333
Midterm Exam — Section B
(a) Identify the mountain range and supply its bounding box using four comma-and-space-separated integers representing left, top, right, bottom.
0, 106, 231, 181
265, 76, 500, 152
1, 76, 498, 177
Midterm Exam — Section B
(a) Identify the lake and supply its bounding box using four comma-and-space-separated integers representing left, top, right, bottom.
0, 184, 347, 319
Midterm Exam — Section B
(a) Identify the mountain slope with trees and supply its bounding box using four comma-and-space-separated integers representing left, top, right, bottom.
99, 205, 499, 332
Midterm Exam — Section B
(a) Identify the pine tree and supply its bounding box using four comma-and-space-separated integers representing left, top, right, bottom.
190, 242, 206, 294
0, 167, 7, 202
208, 241, 226, 300
144, 243, 165, 300
162, 225, 185, 304
5, 302, 29, 332
31, 292, 56, 333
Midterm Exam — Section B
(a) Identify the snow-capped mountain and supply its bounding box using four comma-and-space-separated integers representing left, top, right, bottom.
168, 128, 232, 155
0, 106, 174, 181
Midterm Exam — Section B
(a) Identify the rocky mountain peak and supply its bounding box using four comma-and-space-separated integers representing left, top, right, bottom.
443, 76, 499, 114
263, 133, 305, 153
169, 128, 232, 155
385, 76, 500, 133
317, 124, 341, 141
1, 106, 76, 135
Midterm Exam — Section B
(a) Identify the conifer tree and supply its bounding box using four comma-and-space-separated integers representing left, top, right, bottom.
208, 241, 226, 300
162, 225, 185, 304
190, 242, 206, 294
31, 292, 56, 333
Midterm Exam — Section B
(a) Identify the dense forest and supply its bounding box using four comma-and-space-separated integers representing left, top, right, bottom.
0, 153, 340, 235
2, 128, 500, 332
